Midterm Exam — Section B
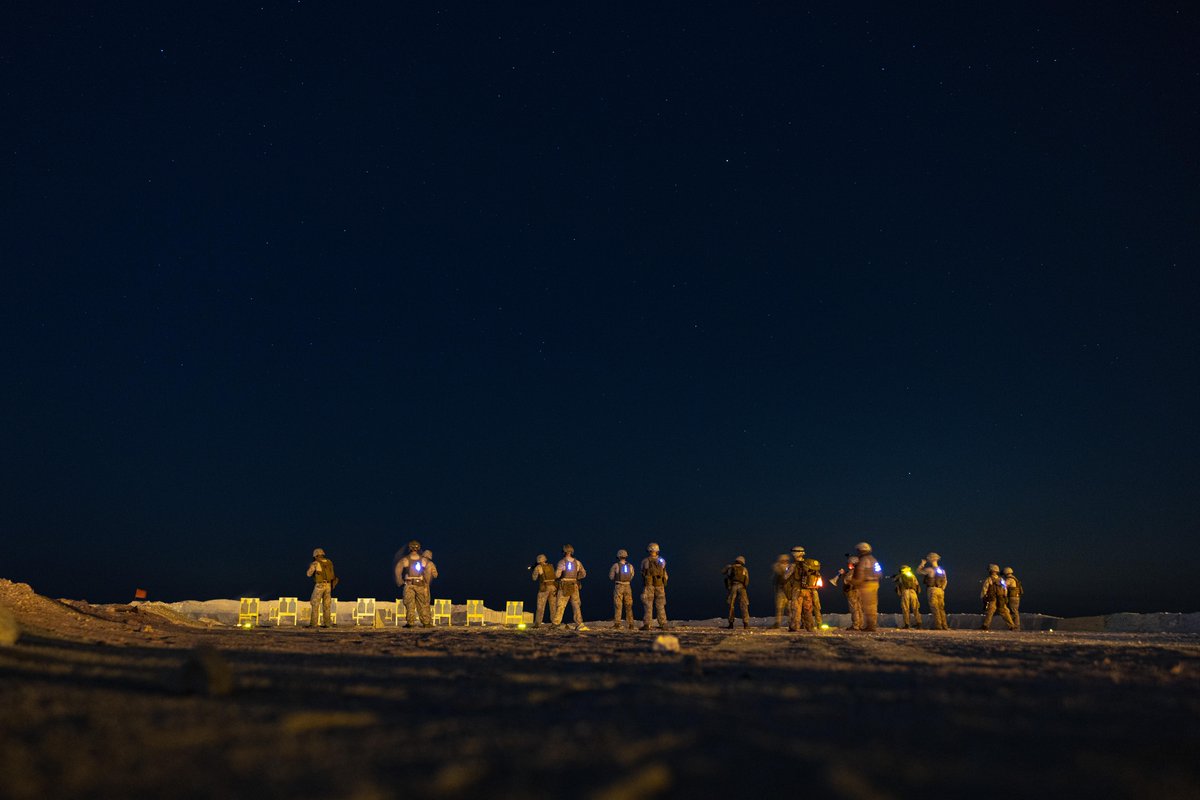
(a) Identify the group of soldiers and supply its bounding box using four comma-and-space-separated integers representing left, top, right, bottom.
529, 542, 671, 631
305, 541, 440, 628
305, 540, 1026, 632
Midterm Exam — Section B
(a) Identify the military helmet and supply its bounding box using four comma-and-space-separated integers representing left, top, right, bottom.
926, 552, 940, 561
791, 545, 806, 555
855, 541, 872, 553
647, 542, 660, 553
422, 550, 433, 559
312, 547, 325, 558
1002, 567, 1014, 576
804, 558, 820, 569
617, 549, 628, 559
407, 540, 421, 552
777, 553, 791, 563
900, 564, 912, 572
563, 544, 575, 555
988, 563, 1000, 573
734, 555, 746, 565
536, 554, 547, 564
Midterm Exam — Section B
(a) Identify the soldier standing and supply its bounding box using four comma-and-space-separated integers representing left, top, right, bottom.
795, 558, 826, 631
640, 542, 670, 630
609, 549, 636, 629
530, 554, 557, 628
1003, 567, 1024, 630
831, 555, 862, 630
552, 545, 588, 630
723, 556, 751, 629
306, 547, 336, 628
771, 554, 792, 628
848, 542, 881, 632
917, 553, 949, 629
395, 540, 437, 628
980, 564, 1016, 631
894, 565, 922, 629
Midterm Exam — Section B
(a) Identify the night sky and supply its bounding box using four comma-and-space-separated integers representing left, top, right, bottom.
3, 4, 1197, 619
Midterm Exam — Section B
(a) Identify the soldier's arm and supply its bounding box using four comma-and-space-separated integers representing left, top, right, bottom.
577, 563, 587, 579
307, 562, 317, 577
427, 561, 438, 580
608, 564, 617, 581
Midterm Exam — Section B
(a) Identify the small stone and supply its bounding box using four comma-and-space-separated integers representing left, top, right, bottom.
176, 645, 234, 695
651, 634, 680, 653
0, 606, 19, 647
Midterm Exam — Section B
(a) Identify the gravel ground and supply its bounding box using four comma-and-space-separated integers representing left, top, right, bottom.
2, 579, 1199, 800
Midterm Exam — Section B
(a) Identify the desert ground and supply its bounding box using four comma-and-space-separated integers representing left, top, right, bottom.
2, 579, 1199, 800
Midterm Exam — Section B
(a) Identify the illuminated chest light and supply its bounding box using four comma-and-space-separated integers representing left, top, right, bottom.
935, 568, 945, 575
658, 558, 666, 567
411, 561, 423, 574
873, 562, 882, 573
621, 564, 631, 574
566, 561, 575, 571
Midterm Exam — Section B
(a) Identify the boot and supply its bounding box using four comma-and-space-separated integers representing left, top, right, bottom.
612, 622, 621, 629
726, 619, 734, 629
742, 619, 749, 629
640, 624, 651, 631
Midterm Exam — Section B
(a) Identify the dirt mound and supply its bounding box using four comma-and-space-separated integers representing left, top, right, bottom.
0, 579, 198, 643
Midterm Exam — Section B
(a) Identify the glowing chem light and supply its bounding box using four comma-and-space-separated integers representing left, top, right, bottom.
935, 568, 945, 575
820, 624, 831, 630
411, 560, 423, 573
517, 623, 527, 630
873, 562, 882, 573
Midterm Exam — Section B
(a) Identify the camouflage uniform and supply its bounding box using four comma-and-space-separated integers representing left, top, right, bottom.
723, 557, 751, 628
849, 545, 881, 632
918, 555, 949, 629
609, 553, 636, 629
552, 553, 587, 628
306, 548, 335, 627
640, 546, 669, 630
530, 556, 557, 628
771, 555, 792, 628
894, 567, 922, 628
786, 558, 823, 632
835, 557, 863, 630
1003, 568, 1023, 630
395, 546, 437, 627
980, 566, 1016, 631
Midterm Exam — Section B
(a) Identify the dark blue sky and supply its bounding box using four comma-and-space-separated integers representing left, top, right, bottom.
2, 4, 1197, 618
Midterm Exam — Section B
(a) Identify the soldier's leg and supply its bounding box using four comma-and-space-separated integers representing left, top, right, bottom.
788, 594, 801, 631
417, 585, 432, 625
623, 586, 635, 625
552, 586, 566, 625
997, 598, 1015, 630
931, 588, 948, 629
403, 584, 417, 625
1009, 598, 1021, 630
981, 599, 996, 629
535, 587, 549, 623
641, 589, 654, 628
320, 585, 332, 626
812, 591, 823, 628
571, 584, 583, 625
738, 586, 750, 625
848, 589, 863, 630
613, 586, 623, 625
773, 591, 786, 627
309, 585, 323, 626
860, 582, 879, 631
911, 591, 923, 627
808, 591, 819, 631
656, 588, 669, 628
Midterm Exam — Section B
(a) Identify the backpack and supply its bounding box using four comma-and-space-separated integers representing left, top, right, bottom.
645, 558, 667, 587
728, 564, 748, 585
